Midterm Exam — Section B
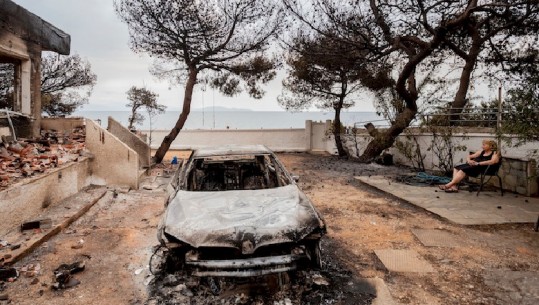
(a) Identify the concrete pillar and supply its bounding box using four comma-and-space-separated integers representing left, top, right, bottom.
29, 46, 42, 136
305, 120, 312, 152
20, 58, 31, 115
12, 62, 22, 112
325, 120, 332, 131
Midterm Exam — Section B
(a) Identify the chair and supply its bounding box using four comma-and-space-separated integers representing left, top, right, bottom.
477, 161, 504, 196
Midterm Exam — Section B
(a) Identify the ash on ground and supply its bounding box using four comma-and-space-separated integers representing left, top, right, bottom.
145, 240, 375, 305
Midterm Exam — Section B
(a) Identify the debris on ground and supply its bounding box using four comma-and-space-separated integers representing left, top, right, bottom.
70, 239, 84, 250
0, 268, 18, 282
20, 219, 52, 231
19, 263, 40, 278
311, 273, 329, 286
52, 261, 85, 290
146, 241, 376, 305
0, 127, 86, 189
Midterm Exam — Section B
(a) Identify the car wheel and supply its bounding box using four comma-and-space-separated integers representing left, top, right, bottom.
308, 240, 322, 269
165, 249, 186, 273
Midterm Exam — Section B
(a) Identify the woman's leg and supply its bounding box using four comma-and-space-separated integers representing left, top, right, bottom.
442, 168, 460, 189
446, 170, 467, 189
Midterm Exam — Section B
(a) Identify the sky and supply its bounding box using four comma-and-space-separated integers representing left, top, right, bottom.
12, 0, 377, 112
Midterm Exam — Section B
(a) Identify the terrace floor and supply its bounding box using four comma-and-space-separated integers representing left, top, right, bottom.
356, 175, 539, 225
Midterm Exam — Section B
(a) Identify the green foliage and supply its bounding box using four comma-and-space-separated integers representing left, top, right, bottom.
502, 73, 539, 144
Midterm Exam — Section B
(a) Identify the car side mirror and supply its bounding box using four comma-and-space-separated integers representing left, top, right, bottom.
292, 175, 300, 183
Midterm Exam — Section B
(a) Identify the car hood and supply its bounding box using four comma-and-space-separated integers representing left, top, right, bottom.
160, 185, 324, 252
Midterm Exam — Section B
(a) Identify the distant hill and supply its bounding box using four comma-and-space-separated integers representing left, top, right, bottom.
190, 106, 253, 112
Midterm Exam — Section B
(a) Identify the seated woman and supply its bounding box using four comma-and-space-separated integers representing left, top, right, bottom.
439, 139, 501, 193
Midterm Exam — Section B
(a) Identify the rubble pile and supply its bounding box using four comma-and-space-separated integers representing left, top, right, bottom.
0, 127, 86, 188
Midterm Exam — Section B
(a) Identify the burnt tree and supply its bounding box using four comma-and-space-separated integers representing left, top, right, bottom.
0, 54, 96, 116
278, 34, 371, 157
432, 0, 539, 123
116, 0, 282, 163
283, 0, 477, 162
125, 86, 165, 130
40, 54, 97, 116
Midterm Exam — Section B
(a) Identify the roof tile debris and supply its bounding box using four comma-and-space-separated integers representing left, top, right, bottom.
0, 126, 86, 189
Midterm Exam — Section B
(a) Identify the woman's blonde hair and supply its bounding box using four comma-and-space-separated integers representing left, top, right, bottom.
483, 139, 497, 151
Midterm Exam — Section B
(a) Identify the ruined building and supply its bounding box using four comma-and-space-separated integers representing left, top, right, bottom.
0, 0, 70, 137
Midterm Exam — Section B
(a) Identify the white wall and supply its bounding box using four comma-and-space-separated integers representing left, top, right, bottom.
147, 128, 307, 152
86, 119, 140, 189
144, 122, 538, 164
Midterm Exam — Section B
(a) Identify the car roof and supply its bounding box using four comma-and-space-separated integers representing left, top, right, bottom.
191, 145, 273, 158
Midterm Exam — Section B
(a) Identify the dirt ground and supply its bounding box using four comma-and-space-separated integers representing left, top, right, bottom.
2, 153, 538, 304
280, 153, 539, 305
1, 189, 164, 305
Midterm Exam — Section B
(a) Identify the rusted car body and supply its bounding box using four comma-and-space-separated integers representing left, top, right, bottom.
157, 145, 326, 277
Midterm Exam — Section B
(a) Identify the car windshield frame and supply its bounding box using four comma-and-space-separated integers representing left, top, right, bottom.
178, 153, 292, 192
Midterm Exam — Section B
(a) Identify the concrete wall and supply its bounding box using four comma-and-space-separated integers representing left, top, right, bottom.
484, 157, 538, 196
143, 121, 538, 196
147, 128, 307, 152
338, 130, 539, 196
85, 119, 140, 189
41, 117, 84, 132
107, 117, 151, 168
0, 159, 89, 235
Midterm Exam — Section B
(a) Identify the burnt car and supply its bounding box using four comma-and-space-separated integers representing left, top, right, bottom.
157, 145, 326, 277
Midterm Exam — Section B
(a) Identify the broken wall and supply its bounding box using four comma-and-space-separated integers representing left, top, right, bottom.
85, 119, 140, 189
0, 29, 41, 134
0, 158, 89, 235
1, 0, 71, 136
107, 117, 151, 168
41, 117, 84, 132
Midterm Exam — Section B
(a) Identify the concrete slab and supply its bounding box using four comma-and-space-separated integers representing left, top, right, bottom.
411, 229, 461, 247
483, 270, 539, 305
374, 249, 435, 273
356, 176, 539, 225
363, 277, 400, 305
0, 187, 108, 265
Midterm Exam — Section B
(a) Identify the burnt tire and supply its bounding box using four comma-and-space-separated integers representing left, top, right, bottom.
308, 240, 322, 269
164, 249, 186, 274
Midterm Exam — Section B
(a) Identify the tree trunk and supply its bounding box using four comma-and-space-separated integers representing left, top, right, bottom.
333, 96, 348, 157
358, 106, 417, 163
128, 104, 139, 130
450, 46, 480, 125
153, 68, 198, 163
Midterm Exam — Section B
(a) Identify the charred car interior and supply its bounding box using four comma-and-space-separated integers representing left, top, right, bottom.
188, 154, 289, 191
157, 145, 326, 278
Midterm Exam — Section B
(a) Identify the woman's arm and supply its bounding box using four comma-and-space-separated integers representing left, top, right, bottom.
467, 150, 482, 164
477, 152, 501, 166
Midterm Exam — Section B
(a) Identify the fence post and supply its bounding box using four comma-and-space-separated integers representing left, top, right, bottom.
305, 120, 312, 152
497, 86, 503, 151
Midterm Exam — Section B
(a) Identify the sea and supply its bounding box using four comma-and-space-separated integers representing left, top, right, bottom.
74, 110, 385, 130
